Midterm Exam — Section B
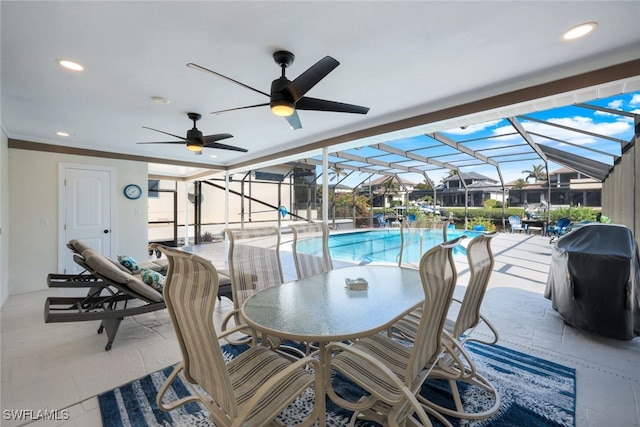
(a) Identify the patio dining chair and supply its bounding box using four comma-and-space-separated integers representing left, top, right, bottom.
222, 227, 283, 339
154, 245, 321, 427
324, 237, 466, 427
418, 231, 501, 420
223, 227, 307, 356
508, 215, 527, 234
397, 218, 449, 268
289, 222, 333, 280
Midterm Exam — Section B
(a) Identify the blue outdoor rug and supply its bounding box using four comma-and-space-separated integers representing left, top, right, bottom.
98, 341, 575, 426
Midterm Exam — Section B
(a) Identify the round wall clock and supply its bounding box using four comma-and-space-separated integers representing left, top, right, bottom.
123, 184, 142, 200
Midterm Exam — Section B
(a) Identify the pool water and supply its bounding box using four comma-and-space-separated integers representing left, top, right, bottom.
298, 229, 478, 265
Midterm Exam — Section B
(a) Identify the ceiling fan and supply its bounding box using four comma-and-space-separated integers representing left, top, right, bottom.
187, 50, 370, 130
138, 112, 247, 154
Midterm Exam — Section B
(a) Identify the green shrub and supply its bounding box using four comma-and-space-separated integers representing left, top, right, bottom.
549, 206, 598, 222
483, 199, 502, 209
445, 206, 601, 226
466, 217, 497, 231
447, 207, 525, 220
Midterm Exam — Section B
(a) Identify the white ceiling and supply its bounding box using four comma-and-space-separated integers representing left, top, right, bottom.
2, 1, 639, 178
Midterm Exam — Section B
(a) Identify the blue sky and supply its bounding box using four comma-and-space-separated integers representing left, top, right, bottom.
318, 91, 639, 188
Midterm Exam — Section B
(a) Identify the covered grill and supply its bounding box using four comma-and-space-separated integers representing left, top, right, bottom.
545, 223, 640, 340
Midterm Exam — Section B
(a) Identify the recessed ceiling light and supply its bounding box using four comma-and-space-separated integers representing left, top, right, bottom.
562, 22, 598, 40
56, 59, 84, 71
151, 96, 170, 104
209, 154, 217, 158
56, 131, 70, 137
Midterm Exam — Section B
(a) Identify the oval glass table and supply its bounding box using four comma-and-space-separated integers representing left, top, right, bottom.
241, 265, 425, 426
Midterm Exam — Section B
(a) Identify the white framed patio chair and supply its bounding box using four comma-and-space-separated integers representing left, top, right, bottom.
154, 245, 321, 427
324, 237, 466, 427
289, 222, 333, 280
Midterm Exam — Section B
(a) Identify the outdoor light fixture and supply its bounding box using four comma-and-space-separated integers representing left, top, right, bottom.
562, 22, 597, 40
270, 100, 295, 117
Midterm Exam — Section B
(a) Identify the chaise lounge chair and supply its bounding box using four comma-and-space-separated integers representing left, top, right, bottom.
44, 247, 166, 351
46, 238, 168, 311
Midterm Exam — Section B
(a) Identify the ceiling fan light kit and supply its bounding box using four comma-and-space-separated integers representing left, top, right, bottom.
270, 99, 295, 117
186, 142, 202, 153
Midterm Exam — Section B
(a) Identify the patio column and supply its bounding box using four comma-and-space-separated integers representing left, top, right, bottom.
322, 146, 329, 226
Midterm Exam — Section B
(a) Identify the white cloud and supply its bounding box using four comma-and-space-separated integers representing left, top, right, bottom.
594, 110, 619, 117
519, 116, 631, 145
607, 99, 623, 109
630, 94, 640, 106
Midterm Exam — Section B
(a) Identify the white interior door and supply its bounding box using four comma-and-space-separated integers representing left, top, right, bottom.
59, 165, 115, 274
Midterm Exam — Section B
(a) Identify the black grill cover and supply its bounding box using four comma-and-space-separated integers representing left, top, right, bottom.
545, 223, 640, 340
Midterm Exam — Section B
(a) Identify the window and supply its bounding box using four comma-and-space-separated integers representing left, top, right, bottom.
148, 179, 160, 198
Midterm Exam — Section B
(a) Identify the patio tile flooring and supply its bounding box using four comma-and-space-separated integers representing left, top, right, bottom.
1, 232, 638, 426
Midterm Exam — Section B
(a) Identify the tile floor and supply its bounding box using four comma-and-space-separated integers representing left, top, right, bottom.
1, 232, 639, 426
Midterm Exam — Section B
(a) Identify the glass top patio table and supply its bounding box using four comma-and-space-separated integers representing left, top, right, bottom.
241, 265, 424, 426
241, 265, 424, 343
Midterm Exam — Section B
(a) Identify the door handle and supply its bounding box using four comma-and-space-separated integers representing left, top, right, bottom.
103, 229, 109, 234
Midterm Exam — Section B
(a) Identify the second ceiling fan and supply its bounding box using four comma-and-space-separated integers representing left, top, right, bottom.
187, 50, 370, 130
138, 112, 247, 155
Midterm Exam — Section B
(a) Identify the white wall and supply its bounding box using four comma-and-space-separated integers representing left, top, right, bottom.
8, 148, 149, 295
0, 130, 9, 306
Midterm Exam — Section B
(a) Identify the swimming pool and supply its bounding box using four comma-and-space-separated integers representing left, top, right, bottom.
298, 229, 479, 265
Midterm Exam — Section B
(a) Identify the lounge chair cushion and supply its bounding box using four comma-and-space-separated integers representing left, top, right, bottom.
68, 239, 130, 274
110, 258, 135, 274
69, 239, 92, 254
140, 258, 168, 273
140, 267, 165, 292
117, 255, 142, 273
83, 249, 163, 303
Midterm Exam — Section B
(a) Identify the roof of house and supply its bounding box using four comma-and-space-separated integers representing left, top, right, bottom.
549, 167, 576, 175
365, 175, 417, 186
442, 172, 497, 183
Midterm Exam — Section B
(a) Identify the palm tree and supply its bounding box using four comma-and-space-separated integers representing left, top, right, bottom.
380, 177, 400, 207
521, 164, 547, 183
328, 167, 347, 183
381, 177, 399, 191
414, 178, 433, 190
512, 178, 527, 189
440, 169, 458, 183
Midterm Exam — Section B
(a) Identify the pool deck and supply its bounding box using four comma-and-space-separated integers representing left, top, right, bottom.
1, 232, 638, 426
